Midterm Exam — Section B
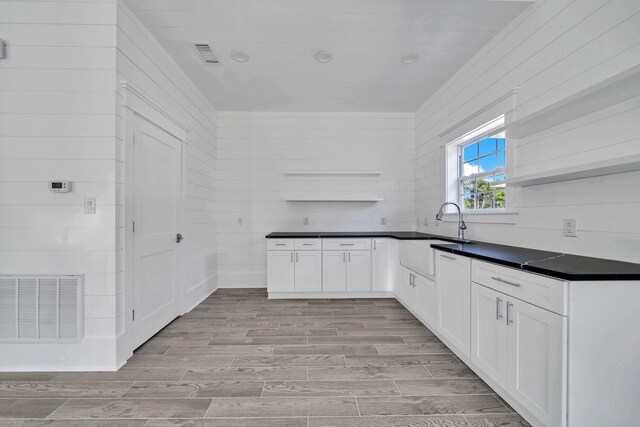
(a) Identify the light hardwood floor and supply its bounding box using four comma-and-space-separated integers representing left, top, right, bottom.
0, 288, 530, 426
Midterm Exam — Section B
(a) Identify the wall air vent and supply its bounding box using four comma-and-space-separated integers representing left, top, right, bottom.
193, 43, 220, 64
0, 275, 83, 342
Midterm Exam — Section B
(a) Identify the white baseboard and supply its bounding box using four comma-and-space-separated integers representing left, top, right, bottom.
0, 338, 118, 372
183, 273, 218, 313
217, 272, 265, 288
269, 291, 394, 299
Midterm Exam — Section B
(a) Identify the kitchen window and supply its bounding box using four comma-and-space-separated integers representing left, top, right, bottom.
459, 133, 506, 210
445, 115, 507, 212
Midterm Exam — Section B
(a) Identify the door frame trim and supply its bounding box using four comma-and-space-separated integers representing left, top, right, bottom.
121, 81, 190, 358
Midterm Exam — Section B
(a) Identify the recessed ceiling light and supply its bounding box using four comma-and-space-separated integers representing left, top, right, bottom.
315, 50, 333, 63
230, 49, 250, 62
400, 53, 420, 64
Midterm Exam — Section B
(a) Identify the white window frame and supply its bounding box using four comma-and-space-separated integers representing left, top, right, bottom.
458, 133, 506, 211
445, 115, 509, 213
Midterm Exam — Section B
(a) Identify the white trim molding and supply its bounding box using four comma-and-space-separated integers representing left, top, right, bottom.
120, 81, 190, 141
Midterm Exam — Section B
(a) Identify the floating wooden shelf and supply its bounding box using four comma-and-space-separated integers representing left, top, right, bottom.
285, 197, 384, 202
284, 171, 382, 177
507, 154, 640, 187
508, 65, 640, 138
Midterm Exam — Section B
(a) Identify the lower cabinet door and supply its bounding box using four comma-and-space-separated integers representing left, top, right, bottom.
371, 239, 390, 291
436, 253, 472, 358
471, 283, 508, 389
267, 251, 295, 292
398, 267, 410, 303
347, 251, 372, 292
322, 251, 347, 291
405, 273, 418, 313
507, 299, 566, 427
294, 250, 322, 292
416, 274, 436, 329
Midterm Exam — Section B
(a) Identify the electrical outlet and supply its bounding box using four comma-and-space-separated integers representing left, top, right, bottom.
238, 217, 243, 225
303, 217, 309, 225
423, 217, 428, 226
416, 217, 420, 226
380, 217, 386, 225
84, 197, 96, 214
563, 218, 577, 237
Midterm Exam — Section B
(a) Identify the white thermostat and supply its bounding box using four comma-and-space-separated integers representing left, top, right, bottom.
49, 181, 71, 193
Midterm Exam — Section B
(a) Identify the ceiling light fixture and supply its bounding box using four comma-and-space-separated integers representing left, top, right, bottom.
230, 50, 250, 62
314, 50, 333, 63
400, 53, 420, 64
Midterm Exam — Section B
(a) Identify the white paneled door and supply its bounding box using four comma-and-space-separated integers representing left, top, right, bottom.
133, 115, 183, 349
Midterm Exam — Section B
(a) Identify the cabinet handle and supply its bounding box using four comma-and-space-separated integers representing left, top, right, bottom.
491, 276, 521, 288
506, 301, 514, 325
496, 297, 503, 320
348, 252, 351, 263
441, 254, 456, 261
296, 252, 299, 263
343, 253, 346, 263
290, 253, 293, 263
276, 243, 287, 246
340, 243, 355, 246
374, 240, 377, 250
302, 243, 314, 246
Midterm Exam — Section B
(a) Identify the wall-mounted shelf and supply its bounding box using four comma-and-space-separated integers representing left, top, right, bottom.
508, 65, 640, 138
507, 154, 640, 187
284, 171, 382, 177
286, 197, 383, 202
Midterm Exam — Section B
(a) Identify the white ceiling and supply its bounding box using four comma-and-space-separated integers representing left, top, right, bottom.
124, 0, 533, 112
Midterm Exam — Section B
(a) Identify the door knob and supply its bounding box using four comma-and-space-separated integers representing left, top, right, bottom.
176, 233, 184, 243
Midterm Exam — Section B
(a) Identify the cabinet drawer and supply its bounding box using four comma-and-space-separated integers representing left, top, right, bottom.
294, 239, 321, 251
471, 260, 568, 315
322, 239, 371, 251
267, 239, 294, 250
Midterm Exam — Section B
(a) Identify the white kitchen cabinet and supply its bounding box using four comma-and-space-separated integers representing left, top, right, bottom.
372, 238, 390, 291
347, 250, 372, 291
398, 266, 418, 312
471, 283, 508, 389
507, 297, 566, 427
416, 273, 436, 329
323, 250, 372, 292
436, 252, 471, 358
470, 281, 566, 427
322, 251, 346, 292
267, 250, 294, 292
294, 250, 322, 292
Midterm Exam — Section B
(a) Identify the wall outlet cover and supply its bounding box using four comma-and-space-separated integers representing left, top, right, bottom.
380, 217, 386, 225
563, 218, 577, 237
303, 217, 309, 225
84, 197, 96, 214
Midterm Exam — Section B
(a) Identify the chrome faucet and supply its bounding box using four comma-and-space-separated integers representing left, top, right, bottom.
436, 202, 467, 241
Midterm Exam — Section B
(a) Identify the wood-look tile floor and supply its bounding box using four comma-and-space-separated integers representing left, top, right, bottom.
0, 288, 530, 426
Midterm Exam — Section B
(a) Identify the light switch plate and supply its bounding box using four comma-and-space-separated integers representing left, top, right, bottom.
563, 218, 577, 237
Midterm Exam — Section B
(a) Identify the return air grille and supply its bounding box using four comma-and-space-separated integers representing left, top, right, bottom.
0, 275, 83, 341
193, 43, 220, 64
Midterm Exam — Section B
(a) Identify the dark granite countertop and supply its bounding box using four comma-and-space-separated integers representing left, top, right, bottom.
265, 231, 466, 243
265, 231, 640, 281
431, 242, 640, 281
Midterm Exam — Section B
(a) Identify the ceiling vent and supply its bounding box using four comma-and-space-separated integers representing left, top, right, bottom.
193, 43, 220, 64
